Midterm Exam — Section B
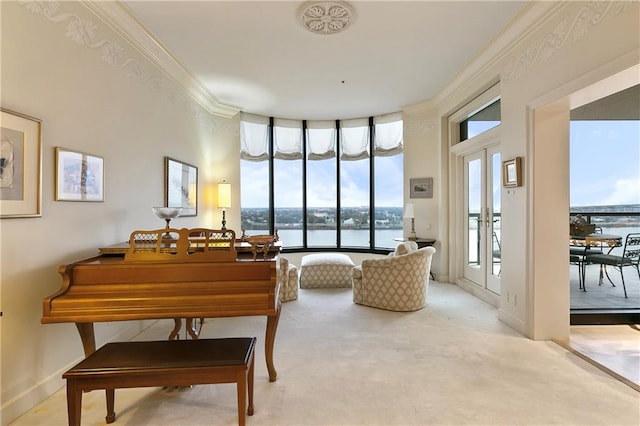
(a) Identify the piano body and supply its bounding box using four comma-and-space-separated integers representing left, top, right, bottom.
42, 228, 281, 381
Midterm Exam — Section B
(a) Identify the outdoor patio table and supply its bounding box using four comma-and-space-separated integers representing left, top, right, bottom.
570, 233, 623, 287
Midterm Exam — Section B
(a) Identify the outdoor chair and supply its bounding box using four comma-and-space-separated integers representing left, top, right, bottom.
584, 233, 640, 298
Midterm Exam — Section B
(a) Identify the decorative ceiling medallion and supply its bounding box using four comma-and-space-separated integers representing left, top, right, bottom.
299, 1, 355, 35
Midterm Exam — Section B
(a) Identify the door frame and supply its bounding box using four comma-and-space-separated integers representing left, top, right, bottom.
453, 130, 501, 306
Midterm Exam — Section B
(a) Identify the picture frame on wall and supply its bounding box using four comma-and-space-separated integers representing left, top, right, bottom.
55, 147, 104, 201
409, 177, 433, 199
502, 157, 522, 187
0, 108, 42, 218
165, 156, 197, 217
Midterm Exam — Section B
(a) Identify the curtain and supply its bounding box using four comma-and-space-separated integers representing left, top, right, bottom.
374, 112, 403, 156
240, 113, 269, 161
273, 118, 303, 160
307, 120, 337, 160
340, 118, 370, 161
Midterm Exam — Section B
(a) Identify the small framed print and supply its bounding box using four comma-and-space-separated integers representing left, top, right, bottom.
1, 108, 42, 218
55, 147, 104, 201
165, 156, 197, 216
502, 157, 522, 187
410, 177, 433, 199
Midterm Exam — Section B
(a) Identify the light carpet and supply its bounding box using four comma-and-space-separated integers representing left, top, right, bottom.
11, 282, 640, 425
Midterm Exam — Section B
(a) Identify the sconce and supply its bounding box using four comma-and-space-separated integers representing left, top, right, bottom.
217, 180, 231, 230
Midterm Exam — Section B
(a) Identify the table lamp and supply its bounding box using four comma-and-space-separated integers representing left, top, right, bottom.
217, 181, 231, 230
404, 203, 417, 240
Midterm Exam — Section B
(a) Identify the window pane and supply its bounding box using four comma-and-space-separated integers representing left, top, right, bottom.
340, 158, 370, 248
374, 153, 403, 249
307, 158, 337, 247
460, 100, 501, 141
240, 159, 270, 235
274, 158, 303, 247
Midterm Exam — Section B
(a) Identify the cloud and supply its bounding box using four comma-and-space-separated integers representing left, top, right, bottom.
603, 177, 640, 205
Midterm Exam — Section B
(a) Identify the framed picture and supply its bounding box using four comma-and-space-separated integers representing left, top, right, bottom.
165, 156, 197, 216
502, 157, 522, 187
410, 177, 433, 199
1, 108, 42, 218
55, 147, 104, 201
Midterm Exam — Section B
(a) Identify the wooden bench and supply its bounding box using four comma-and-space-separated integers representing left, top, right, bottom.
63, 337, 256, 426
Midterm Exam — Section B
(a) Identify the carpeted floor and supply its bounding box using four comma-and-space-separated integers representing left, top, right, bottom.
11, 282, 640, 425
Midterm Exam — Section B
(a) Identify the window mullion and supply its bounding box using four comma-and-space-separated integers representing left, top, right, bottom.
268, 117, 275, 235
302, 120, 308, 248
335, 119, 341, 248
369, 116, 375, 249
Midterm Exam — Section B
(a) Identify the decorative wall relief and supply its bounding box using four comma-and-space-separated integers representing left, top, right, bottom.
18, 0, 239, 136
503, 1, 632, 84
404, 118, 438, 136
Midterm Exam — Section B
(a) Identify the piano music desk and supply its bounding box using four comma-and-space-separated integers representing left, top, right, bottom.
63, 338, 256, 426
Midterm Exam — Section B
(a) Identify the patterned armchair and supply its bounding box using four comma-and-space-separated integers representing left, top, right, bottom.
352, 242, 435, 311
278, 257, 299, 302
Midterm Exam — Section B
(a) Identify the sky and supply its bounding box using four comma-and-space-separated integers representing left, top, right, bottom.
241, 153, 403, 209
570, 120, 640, 207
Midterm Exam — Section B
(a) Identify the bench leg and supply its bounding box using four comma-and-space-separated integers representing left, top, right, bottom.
105, 388, 116, 423
66, 381, 82, 426
236, 371, 247, 426
248, 354, 254, 416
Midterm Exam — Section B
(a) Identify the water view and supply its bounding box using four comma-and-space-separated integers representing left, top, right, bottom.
241, 207, 404, 249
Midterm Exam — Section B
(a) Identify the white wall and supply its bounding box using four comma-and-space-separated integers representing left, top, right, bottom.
0, 2, 239, 423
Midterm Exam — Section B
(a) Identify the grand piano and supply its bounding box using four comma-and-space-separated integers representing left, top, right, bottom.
42, 228, 282, 381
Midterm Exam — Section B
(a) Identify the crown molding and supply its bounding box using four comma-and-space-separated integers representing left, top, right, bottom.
435, 1, 561, 110
82, 0, 240, 119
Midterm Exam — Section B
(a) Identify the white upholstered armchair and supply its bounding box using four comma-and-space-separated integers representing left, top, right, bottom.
278, 257, 299, 302
352, 242, 435, 311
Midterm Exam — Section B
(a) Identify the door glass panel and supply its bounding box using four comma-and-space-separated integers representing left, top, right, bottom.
491, 152, 502, 278
467, 158, 482, 269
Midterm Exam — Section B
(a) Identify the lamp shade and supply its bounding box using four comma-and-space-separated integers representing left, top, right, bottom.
403, 203, 414, 219
217, 181, 231, 209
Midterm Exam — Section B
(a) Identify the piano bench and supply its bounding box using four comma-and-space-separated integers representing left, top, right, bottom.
63, 337, 256, 426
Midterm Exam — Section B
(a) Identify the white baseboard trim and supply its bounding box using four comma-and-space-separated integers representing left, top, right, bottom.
498, 308, 527, 337
456, 278, 499, 308
1, 320, 159, 426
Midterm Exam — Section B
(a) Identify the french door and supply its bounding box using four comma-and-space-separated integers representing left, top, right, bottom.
463, 146, 501, 294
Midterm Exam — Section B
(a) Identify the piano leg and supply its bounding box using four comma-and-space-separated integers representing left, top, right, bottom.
265, 304, 281, 382
75, 322, 96, 356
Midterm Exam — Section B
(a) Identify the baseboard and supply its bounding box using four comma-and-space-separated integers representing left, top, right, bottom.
1, 320, 159, 426
498, 308, 526, 336
455, 279, 499, 308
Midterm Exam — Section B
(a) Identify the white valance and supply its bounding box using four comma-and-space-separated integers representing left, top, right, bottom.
374, 112, 403, 156
340, 118, 370, 161
306, 120, 336, 160
240, 113, 269, 162
274, 118, 303, 160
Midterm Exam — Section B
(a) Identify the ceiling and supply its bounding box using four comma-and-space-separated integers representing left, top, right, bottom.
120, 1, 528, 120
